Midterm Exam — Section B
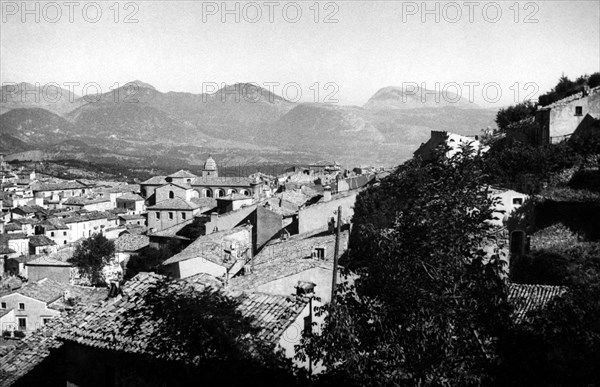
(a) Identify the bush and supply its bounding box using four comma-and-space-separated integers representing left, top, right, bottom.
2, 330, 11, 338
569, 169, 600, 193
588, 72, 600, 88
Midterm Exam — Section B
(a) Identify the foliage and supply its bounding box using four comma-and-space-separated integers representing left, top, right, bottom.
121, 278, 302, 386
483, 139, 581, 193
510, 249, 571, 285
299, 148, 512, 386
589, 72, 600, 88
498, 245, 600, 386
537, 73, 599, 107
68, 233, 115, 286
495, 100, 537, 132
124, 240, 182, 280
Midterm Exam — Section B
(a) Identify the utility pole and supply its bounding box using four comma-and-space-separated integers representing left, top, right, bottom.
331, 205, 342, 305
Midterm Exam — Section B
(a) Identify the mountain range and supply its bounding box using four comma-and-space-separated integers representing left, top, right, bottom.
0, 81, 497, 167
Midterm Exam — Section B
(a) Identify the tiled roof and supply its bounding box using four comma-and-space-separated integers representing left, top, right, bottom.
0, 246, 16, 255
63, 211, 111, 224
41, 218, 69, 231
116, 192, 145, 201
2, 233, 27, 240
0, 319, 65, 387
228, 230, 348, 291
508, 283, 568, 324
168, 170, 197, 179
55, 273, 307, 361
118, 214, 145, 220
115, 235, 150, 252
190, 197, 218, 208
148, 218, 194, 239
162, 225, 252, 267
140, 176, 167, 185
31, 181, 86, 192
191, 176, 254, 187
28, 235, 57, 247
147, 198, 200, 211
64, 196, 110, 205
2, 278, 67, 304
345, 174, 375, 190
539, 85, 600, 110
4, 223, 21, 232
25, 256, 72, 267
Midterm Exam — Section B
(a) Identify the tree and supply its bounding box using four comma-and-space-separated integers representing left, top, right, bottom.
298, 148, 512, 386
497, 246, 600, 386
68, 233, 115, 286
125, 240, 182, 280
495, 100, 537, 132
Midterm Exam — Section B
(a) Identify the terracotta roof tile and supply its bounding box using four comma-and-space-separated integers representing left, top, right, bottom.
508, 283, 567, 324
147, 198, 200, 211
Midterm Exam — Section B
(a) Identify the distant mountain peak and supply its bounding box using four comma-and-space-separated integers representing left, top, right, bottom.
124, 80, 156, 90
364, 85, 479, 110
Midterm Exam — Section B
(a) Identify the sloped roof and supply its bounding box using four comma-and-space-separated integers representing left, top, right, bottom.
116, 192, 145, 201
0, 319, 65, 387
148, 198, 200, 211
115, 235, 150, 252
508, 283, 567, 324
2, 278, 66, 304
162, 225, 252, 266
140, 176, 168, 185
191, 176, 253, 187
190, 197, 218, 208
118, 214, 145, 221
56, 273, 307, 360
229, 230, 349, 291
168, 170, 197, 179
26, 256, 72, 267
28, 235, 57, 247
31, 181, 86, 192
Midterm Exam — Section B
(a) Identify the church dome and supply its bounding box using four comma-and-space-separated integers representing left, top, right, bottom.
203, 156, 217, 171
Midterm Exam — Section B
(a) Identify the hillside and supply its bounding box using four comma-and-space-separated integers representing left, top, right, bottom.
0, 82, 82, 115
1, 81, 498, 166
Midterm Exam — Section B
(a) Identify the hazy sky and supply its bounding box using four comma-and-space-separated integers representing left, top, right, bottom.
1, 0, 599, 106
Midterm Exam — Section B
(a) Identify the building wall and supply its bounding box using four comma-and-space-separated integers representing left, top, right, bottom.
298, 193, 357, 235
547, 91, 600, 138
255, 206, 283, 252
148, 209, 195, 232
0, 308, 16, 332
166, 258, 227, 279
255, 267, 334, 303
0, 293, 60, 332
27, 265, 72, 283
155, 184, 193, 203
45, 228, 70, 246
7, 237, 29, 256
202, 205, 256, 235
489, 189, 528, 226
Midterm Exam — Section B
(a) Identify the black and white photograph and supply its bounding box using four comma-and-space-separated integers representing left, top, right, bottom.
0, 0, 599, 385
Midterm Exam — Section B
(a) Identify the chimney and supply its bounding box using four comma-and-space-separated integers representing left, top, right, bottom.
323, 186, 332, 202
210, 212, 218, 222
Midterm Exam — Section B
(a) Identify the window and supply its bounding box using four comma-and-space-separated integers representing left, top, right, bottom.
18, 318, 27, 331
575, 106, 583, 116
182, 212, 186, 220
63, 231, 67, 236
512, 198, 523, 205
312, 247, 326, 260
156, 212, 160, 219
18, 303, 25, 310
169, 190, 175, 199
169, 212, 174, 220
51, 231, 55, 237
1, 302, 6, 309
42, 317, 52, 326
64, 240, 67, 244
